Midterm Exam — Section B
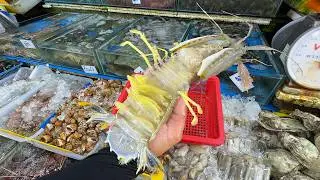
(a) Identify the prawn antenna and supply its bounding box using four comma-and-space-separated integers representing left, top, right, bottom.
196, 2, 224, 34
221, 10, 253, 45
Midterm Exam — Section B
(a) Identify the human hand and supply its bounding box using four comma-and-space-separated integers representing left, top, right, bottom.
149, 98, 186, 156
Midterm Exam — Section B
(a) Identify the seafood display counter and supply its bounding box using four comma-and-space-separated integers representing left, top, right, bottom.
39, 13, 138, 73
0, 65, 125, 160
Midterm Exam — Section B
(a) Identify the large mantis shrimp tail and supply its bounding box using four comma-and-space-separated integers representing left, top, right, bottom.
136, 143, 163, 173
107, 122, 163, 174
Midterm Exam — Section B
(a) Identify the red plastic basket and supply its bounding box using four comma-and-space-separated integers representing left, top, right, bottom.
112, 76, 224, 146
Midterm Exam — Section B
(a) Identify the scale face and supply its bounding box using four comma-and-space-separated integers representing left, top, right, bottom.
287, 27, 320, 90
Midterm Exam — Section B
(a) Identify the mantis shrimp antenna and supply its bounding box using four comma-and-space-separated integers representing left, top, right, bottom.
196, 2, 224, 34
120, 41, 153, 70
169, 3, 224, 53
178, 91, 203, 126
130, 29, 162, 67
221, 10, 253, 45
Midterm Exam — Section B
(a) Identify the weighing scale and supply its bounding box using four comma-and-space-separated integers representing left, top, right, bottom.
272, 14, 320, 90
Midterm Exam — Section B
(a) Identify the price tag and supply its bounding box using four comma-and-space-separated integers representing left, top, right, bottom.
81, 65, 98, 74
229, 73, 254, 92
134, 66, 144, 73
20, 39, 36, 49
132, 0, 141, 4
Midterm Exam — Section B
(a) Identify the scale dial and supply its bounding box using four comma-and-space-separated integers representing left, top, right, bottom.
287, 27, 320, 90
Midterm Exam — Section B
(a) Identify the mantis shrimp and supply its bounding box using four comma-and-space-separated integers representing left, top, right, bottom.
89, 8, 280, 172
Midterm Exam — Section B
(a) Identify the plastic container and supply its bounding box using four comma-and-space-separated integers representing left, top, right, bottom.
105, 0, 176, 10
187, 21, 285, 105
39, 13, 138, 73
177, 0, 283, 18
0, 66, 93, 140
28, 127, 106, 160
96, 16, 190, 77
113, 76, 225, 146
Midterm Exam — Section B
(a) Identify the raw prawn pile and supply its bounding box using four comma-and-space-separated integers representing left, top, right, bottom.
91, 12, 277, 172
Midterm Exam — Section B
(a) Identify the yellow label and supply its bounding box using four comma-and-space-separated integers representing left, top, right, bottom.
99, 122, 109, 130
78, 101, 93, 106
274, 112, 289, 117
141, 169, 164, 180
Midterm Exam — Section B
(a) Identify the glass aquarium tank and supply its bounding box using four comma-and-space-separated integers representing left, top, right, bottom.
187, 20, 285, 105
44, 0, 103, 5
39, 13, 138, 72
105, 0, 176, 10
177, 0, 283, 17
0, 12, 91, 59
97, 17, 190, 77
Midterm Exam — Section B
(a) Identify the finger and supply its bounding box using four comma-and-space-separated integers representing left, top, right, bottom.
167, 98, 186, 137
173, 98, 186, 117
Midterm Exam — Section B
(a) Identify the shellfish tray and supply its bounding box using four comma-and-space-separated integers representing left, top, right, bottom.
0, 66, 125, 159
